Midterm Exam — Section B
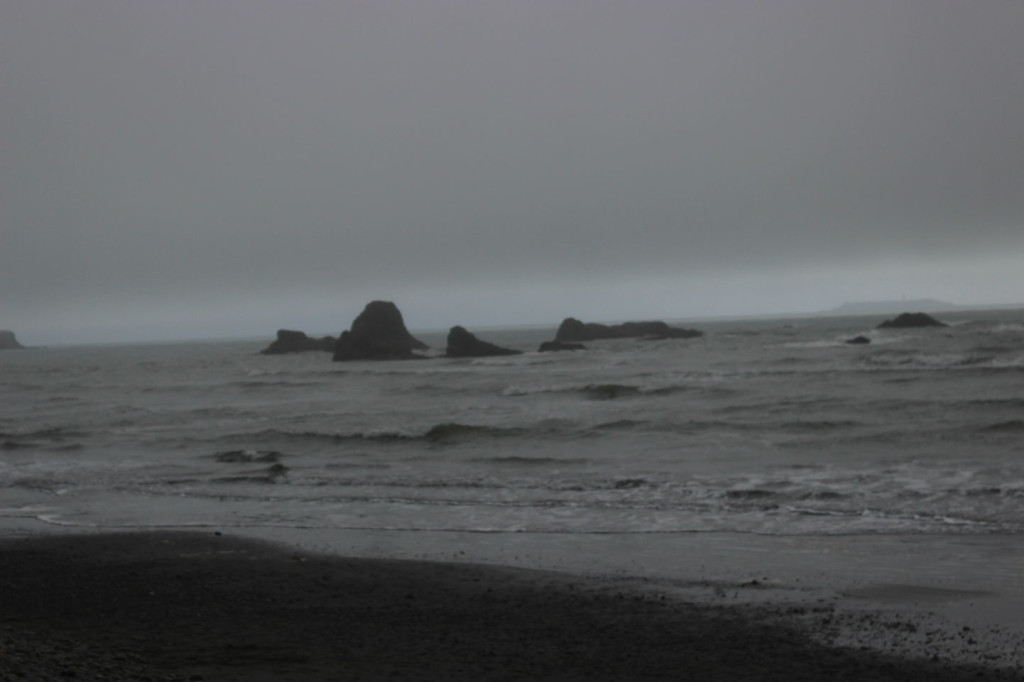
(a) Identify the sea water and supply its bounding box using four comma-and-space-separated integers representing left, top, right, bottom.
3, 309, 1022, 540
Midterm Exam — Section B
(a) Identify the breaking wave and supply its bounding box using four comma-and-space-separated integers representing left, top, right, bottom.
236, 423, 530, 446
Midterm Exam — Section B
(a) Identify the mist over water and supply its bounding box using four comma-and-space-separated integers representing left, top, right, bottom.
3, 309, 1023, 540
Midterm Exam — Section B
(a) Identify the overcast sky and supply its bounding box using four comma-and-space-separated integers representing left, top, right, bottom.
2, 1, 1022, 344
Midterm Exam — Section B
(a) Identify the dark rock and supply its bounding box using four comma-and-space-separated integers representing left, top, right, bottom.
555, 318, 702, 342
876, 312, 949, 329
260, 329, 336, 355
0, 330, 25, 350
585, 384, 641, 400
332, 301, 428, 361
845, 335, 871, 345
538, 340, 587, 352
445, 326, 522, 358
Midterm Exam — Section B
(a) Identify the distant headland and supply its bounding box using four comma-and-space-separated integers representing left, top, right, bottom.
825, 299, 958, 315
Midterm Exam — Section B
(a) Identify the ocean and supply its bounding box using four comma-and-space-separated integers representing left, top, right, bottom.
3, 308, 1023, 537
3, 308, 1024, 589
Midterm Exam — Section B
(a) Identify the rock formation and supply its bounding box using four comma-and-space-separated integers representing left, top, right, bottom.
876, 312, 948, 329
445, 326, 522, 358
259, 330, 336, 355
332, 301, 428, 361
538, 340, 587, 352
555, 318, 702, 342
845, 335, 871, 345
0, 330, 25, 350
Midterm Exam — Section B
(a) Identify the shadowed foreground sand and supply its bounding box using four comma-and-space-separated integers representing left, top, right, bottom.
0, 531, 1017, 681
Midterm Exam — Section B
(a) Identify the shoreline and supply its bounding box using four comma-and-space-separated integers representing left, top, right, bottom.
1, 529, 1020, 681
233, 523, 1024, 664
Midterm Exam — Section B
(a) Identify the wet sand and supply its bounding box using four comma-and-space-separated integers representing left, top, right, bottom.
0, 530, 1019, 681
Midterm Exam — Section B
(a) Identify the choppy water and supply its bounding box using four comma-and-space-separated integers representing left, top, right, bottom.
2, 309, 1023, 538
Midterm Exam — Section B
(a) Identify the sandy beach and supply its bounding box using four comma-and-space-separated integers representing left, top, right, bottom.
0, 530, 1020, 681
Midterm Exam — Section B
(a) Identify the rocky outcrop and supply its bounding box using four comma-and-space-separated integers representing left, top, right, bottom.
845, 335, 871, 345
0, 331, 25, 350
332, 301, 428, 361
555, 318, 702, 342
260, 330, 336, 355
538, 340, 587, 352
445, 326, 522, 358
876, 312, 948, 329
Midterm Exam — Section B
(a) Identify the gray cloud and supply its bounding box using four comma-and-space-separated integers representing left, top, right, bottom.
2, 1, 1022, 343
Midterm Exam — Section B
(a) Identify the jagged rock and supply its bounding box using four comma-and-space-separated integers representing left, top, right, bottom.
332, 301, 428, 361
0, 330, 25, 350
845, 335, 871, 345
555, 318, 702, 342
445, 326, 522, 358
538, 340, 587, 352
876, 312, 948, 329
260, 329, 336, 355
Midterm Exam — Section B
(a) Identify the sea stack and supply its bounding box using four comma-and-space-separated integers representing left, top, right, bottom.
538, 340, 587, 352
332, 301, 428, 361
0, 330, 25, 350
260, 330, 336, 355
555, 318, 702, 342
876, 312, 948, 329
445, 326, 522, 358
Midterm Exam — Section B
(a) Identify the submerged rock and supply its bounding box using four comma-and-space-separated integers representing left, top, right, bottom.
538, 340, 587, 352
259, 329, 336, 355
555, 318, 702, 342
876, 312, 948, 329
845, 335, 871, 345
0, 330, 25, 350
445, 326, 522, 358
584, 384, 641, 399
332, 301, 428, 361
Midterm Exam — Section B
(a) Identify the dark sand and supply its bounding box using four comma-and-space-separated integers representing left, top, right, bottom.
0, 531, 1018, 681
